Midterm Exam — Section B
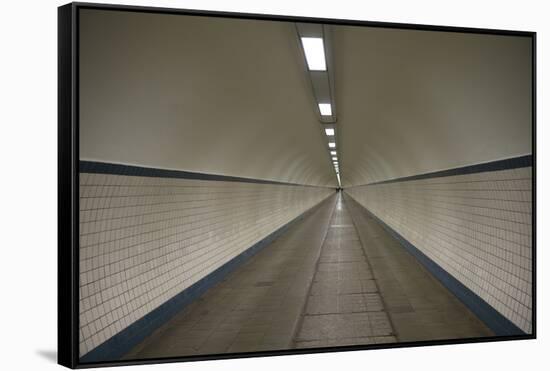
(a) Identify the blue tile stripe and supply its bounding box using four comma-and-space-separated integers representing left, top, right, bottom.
80, 160, 323, 187
80, 195, 332, 363
345, 194, 526, 336
349, 154, 532, 188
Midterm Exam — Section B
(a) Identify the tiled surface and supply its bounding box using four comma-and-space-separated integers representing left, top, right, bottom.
123, 192, 494, 359
122, 194, 338, 359
345, 192, 494, 341
293, 195, 395, 348
78, 172, 333, 357
345, 166, 532, 334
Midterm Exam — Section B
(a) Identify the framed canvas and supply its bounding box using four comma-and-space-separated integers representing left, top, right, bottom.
58, 2, 536, 368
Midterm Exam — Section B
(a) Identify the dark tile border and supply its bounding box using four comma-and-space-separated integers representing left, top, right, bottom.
349, 155, 532, 187
80, 160, 324, 188
80, 194, 333, 363
344, 194, 526, 337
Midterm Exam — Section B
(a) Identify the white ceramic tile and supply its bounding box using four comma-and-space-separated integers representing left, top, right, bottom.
346, 167, 532, 334
78, 173, 332, 356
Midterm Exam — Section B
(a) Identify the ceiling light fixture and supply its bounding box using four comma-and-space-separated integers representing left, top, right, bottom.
325, 128, 335, 136
328, 142, 336, 148
319, 103, 332, 116
301, 37, 326, 71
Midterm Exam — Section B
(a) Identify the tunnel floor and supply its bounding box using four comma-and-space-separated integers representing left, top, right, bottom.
123, 193, 492, 359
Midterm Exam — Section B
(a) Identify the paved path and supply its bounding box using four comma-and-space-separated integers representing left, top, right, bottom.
293, 194, 396, 348
124, 192, 492, 359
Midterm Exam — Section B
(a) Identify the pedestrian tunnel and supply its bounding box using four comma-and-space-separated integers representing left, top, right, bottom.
76, 9, 533, 362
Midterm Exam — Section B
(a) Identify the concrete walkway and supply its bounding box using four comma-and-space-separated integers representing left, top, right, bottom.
293, 194, 395, 348
124, 193, 491, 360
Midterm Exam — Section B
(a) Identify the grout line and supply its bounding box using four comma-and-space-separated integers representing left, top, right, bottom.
304, 310, 386, 317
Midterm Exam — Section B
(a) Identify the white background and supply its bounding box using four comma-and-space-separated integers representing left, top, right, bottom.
0, 0, 546, 369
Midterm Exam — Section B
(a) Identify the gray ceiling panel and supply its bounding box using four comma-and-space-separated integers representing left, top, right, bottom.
310, 72, 332, 104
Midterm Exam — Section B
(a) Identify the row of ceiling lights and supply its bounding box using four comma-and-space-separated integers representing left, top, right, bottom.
299, 29, 341, 187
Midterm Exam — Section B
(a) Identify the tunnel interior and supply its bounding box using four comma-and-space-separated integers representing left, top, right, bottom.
77, 8, 533, 362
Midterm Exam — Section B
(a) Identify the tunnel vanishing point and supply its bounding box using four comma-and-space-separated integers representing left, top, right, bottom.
75, 8, 533, 362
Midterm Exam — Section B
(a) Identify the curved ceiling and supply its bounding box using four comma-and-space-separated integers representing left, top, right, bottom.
80, 9, 532, 189
333, 26, 532, 186
79, 10, 336, 187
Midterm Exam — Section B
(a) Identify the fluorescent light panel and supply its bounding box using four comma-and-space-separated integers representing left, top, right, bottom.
330, 151, 337, 155
325, 128, 335, 136
328, 142, 336, 148
301, 37, 326, 71
332, 157, 337, 161
319, 103, 332, 116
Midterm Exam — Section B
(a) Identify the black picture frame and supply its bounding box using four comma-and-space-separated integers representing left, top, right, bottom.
58, 2, 536, 368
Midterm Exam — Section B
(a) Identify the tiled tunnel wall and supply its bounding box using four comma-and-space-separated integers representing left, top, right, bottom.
78, 168, 334, 357
345, 163, 532, 334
